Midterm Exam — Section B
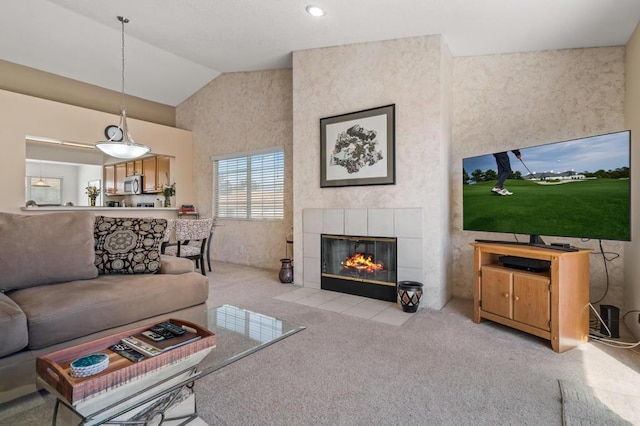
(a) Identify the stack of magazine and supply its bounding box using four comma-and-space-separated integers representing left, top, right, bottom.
114, 323, 202, 360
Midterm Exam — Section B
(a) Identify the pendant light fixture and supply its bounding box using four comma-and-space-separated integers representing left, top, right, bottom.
32, 175, 50, 187
95, 16, 150, 159
32, 161, 51, 187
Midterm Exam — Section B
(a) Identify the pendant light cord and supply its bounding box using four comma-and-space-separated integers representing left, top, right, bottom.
117, 16, 133, 144
118, 16, 128, 115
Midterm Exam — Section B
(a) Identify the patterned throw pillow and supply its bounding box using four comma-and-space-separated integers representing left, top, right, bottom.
94, 216, 167, 274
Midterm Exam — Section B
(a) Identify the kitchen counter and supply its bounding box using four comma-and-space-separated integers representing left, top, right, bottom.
20, 206, 179, 219
22, 206, 177, 211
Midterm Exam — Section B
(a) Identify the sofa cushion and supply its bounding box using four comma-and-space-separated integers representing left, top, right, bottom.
94, 216, 167, 274
8, 272, 209, 349
0, 293, 28, 357
0, 212, 98, 292
159, 255, 195, 275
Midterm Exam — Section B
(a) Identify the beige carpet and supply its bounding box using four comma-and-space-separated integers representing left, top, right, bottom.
2, 262, 640, 425
559, 380, 640, 425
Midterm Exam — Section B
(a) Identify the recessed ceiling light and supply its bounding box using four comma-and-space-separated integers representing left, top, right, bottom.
306, 5, 325, 17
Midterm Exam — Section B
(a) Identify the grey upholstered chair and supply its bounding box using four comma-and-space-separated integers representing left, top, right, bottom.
162, 218, 213, 275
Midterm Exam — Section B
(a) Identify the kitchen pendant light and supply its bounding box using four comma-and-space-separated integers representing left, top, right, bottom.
32, 163, 50, 187
95, 16, 150, 160
32, 177, 50, 187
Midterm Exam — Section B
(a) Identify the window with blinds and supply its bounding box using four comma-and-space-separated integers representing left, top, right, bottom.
25, 176, 63, 205
214, 149, 284, 220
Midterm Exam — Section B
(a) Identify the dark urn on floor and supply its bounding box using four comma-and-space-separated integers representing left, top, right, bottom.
397, 281, 423, 313
279, 258, 294, 283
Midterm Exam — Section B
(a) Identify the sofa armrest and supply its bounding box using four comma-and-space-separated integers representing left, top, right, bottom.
160, 255, 195, 274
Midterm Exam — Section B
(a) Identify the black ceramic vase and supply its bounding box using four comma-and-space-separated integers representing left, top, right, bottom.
397, 281, 423, 313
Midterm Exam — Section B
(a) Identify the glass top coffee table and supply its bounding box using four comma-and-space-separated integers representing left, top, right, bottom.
40, 305, 305, 425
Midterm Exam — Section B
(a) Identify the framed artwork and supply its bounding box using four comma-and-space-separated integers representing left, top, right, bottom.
320, 104, 395, 188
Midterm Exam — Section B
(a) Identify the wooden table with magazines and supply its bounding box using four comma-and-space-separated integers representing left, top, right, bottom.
36, 305, 305, 426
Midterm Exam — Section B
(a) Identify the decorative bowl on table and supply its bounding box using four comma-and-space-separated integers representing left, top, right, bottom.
70, 353, 109, 378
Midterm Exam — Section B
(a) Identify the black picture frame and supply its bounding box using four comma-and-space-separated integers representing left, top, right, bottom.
320, 104, 395, 188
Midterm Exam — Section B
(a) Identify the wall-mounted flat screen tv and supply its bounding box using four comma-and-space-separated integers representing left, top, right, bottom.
462, 130, 631, 244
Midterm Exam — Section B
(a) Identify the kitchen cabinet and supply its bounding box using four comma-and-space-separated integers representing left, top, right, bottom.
156, 156, 170, 189
472, 242, 591, 353
141, 155, 171, 193
104, 165, 115, 195
142, 157, 157, 193
115, 163, 126, 194
126, 160, 142, 177
104, 155, 170, 194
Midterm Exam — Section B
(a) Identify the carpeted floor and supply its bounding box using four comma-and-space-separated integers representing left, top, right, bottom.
1, 261, 639, 425
559, 380, 640, 425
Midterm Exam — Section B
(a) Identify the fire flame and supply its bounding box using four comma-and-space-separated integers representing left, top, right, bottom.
342, 253, 384, 273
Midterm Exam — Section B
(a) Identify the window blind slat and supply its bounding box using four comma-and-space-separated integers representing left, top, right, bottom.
214, 150, 284, 219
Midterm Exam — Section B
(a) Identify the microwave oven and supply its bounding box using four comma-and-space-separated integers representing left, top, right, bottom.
123, 175, 143, 194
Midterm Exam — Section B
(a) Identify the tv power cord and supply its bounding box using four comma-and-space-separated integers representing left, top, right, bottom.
588, 303, 640, 349
581, 239, 620, 304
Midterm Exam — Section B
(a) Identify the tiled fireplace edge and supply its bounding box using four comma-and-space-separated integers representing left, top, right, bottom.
302, 208, 423, 303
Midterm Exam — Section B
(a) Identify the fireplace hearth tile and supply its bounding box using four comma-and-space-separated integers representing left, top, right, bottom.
275, 288, 415, 326
296, 291, 342, 307
274, 287, 320, 302
371, 306, 413, 326
358, 298, 394, 310
320, 294, 368, 313
342, 306, 381, 320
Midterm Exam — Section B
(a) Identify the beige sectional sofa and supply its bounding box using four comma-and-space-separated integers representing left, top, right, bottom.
0, 212, 209, 403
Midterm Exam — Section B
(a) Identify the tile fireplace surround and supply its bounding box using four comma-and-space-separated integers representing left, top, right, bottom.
302, 208, 423, 304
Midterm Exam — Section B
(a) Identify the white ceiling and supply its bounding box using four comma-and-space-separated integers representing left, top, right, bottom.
1, 0, 639, 107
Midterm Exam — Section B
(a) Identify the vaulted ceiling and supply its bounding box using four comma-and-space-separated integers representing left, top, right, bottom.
1, 0, 639, 106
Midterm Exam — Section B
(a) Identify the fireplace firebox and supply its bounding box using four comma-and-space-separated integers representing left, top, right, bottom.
321, 234, 397, 302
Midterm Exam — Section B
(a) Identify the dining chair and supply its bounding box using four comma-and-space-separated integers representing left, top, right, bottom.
162, 218, 213, 276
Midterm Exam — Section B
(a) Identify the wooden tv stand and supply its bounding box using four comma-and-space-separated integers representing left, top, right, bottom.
471, 242, 591, 353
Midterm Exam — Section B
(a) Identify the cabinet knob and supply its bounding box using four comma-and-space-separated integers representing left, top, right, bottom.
514, 296, 520, 301
503, 293, 510, 298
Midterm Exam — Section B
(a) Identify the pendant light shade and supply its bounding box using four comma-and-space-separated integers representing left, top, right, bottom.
32, 178, 50, 188
32, 162, 51, 187
95, 16, 150, 159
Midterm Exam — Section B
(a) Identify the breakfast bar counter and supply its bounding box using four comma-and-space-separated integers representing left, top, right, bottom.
20, 206, 179, 219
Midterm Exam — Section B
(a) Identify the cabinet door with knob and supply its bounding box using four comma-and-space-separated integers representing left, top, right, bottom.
480, 265, 550, 331
512, 274, 550, 331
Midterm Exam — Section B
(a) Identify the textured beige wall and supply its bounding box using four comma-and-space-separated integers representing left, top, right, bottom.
624, 22, 640, 339
451, 47, 627, 307
176, 70, 293, 271
0, 89, 195, 214
292, 36, 452, 309
0, 60, 175, 126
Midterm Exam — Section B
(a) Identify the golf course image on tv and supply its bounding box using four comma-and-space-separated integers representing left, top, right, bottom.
462, 131, 631, 242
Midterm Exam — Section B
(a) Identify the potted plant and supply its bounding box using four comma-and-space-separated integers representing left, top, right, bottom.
85, 186, 100, 207
161, 183, 176, 207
